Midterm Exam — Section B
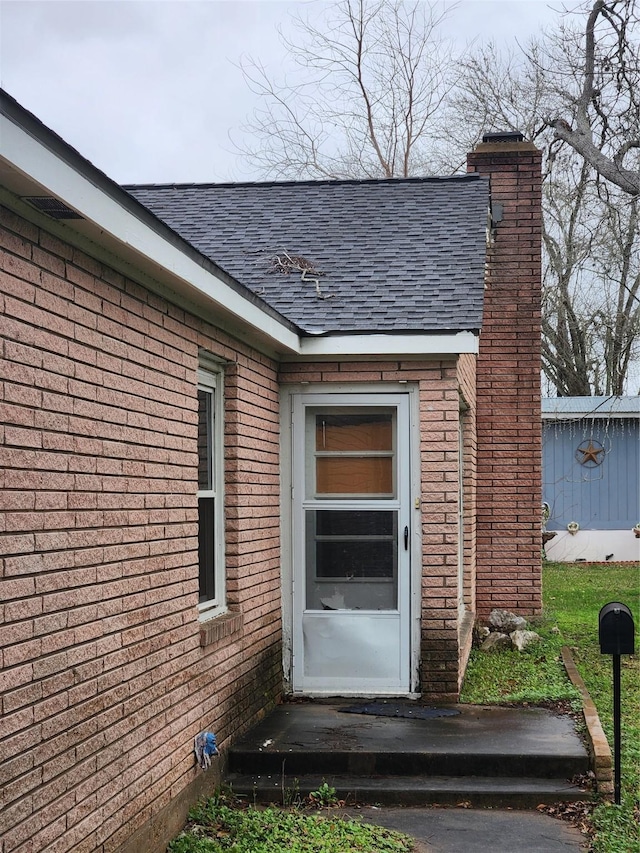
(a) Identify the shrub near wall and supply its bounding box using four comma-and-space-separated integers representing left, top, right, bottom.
0, 205, 283, 853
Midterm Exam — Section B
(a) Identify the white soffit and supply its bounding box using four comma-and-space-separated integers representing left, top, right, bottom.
0, 112, 300, 355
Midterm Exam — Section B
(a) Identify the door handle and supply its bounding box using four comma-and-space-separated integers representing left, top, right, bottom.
404, 526, 409, 550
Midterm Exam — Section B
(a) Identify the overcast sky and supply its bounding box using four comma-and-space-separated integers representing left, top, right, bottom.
1, 0, 564, 183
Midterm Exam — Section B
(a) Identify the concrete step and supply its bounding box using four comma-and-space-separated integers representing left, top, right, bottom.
225, 772, 590, 809
225, 703, 592, 810
228, 746, 588, 779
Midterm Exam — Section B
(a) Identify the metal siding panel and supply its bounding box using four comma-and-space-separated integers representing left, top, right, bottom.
543, 419, 639, 530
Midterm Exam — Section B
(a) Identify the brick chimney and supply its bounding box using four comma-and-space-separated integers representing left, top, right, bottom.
467, 132, 543, 617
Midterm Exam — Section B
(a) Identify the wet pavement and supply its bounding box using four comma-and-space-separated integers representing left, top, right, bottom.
227, 701, 592, 848
233, 702, 588, 768
340, 804, 589, 851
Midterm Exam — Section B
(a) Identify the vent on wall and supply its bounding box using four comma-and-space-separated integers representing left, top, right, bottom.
23, 196, 83, 220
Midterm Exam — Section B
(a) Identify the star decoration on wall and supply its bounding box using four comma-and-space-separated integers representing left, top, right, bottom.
575, 439, 605, 467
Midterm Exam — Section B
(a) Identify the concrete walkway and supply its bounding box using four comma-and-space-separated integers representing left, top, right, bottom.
340, 805, 589, 851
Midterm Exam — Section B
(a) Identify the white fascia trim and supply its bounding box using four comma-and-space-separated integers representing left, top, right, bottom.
298, 331, 479, 358
1, 114, 300, 354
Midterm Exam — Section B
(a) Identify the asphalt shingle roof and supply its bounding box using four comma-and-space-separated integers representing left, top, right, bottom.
124, 175, 489, 336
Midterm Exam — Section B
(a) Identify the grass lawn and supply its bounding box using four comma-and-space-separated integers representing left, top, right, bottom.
461, 561, 639, 853
544, 562, 639, 853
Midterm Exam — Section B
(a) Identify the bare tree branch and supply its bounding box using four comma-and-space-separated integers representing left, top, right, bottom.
547, 0, 640, 195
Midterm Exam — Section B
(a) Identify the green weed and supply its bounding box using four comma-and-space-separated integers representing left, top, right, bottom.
168, 799, 414, 852
308, 780, 338, 807
281, 776, 302, 808
461, 617, 581, 705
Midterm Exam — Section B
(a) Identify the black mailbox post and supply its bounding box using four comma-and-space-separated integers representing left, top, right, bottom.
598, 602, 635, 804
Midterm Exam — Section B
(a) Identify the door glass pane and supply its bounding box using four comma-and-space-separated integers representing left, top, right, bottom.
316, 457, 392, 495
312, 410, 395, 499
316, 414, 392, 451
305, 510, 398, 611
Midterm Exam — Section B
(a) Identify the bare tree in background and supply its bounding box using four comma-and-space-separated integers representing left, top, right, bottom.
594, 189, 640, 393
236, 0, 458, 179
547, 0, 640, 196
541, 149, 639, 396
441, 27, 639, 396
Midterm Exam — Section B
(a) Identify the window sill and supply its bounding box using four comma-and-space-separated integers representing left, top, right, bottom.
199, 610, 243, 647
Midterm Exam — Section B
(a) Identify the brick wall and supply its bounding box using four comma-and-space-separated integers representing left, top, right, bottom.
416, 361, 466, 699
0, 205, 283, 853
278, 359, 465, 699
467, 140, 543, 617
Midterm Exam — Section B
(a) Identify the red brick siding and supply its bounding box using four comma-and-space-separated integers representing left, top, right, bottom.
467, 143, 543, 617
278, 359, 465, 698
0, 205, 282, 853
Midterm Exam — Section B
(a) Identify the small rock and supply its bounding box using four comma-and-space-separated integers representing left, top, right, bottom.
476, 626, 490, 640
488, 609, 527, 633
510, 630, 541, 652
480, 632, 512, 652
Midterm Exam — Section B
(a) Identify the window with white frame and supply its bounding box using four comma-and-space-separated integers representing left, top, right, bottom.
197, 367, 225, 617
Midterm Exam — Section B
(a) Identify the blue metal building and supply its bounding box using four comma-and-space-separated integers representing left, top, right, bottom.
542, 396, 640, 563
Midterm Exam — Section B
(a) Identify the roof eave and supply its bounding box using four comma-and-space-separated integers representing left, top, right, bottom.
0, 90, 302, 356
0, 90, 484, 364
542, 395, 640, 419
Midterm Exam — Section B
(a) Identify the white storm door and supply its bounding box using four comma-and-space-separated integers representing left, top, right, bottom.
292, 393, 411, 695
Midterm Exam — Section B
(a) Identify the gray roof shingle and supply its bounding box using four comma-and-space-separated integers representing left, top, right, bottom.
124, 175, 489, 336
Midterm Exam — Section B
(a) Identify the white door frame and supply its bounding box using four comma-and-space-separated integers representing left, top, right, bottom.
280, 383, 422, 697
